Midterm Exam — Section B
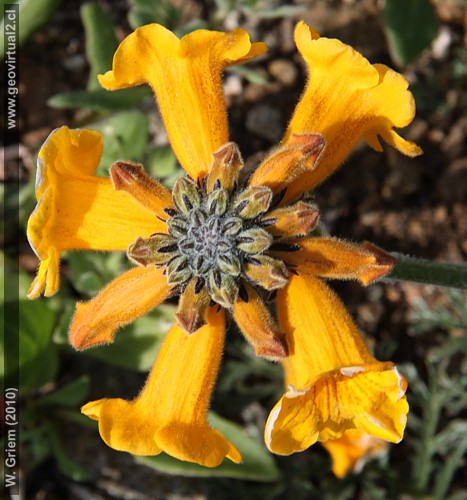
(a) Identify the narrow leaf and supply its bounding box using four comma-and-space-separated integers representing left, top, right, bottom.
383, 0, 439, 66
38, 376, 91, 407
48, 88, 151, 111
1, 0, 61, 57
81, 2, 119, 90
1, 300, 59, 391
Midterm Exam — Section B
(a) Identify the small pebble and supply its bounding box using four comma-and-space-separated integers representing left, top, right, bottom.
268, 59, 298, 86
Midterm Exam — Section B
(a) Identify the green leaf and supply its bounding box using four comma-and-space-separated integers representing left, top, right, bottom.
84, 305, 176, 371
68, 251, 129, 298
137, 412, 281, 481
48, 88, 151, 111
410, 289, 467, 334
128, 0, 183, 31
81, 2, 119, 90
1, 0, 61, 57
383, 0, 439, 66
18, 175, 37, 229
228, 65, 270, 86
55, 408, 99, 429
38, 376, 91, 408
146, 145, 179, 179
20, 425, 52, 469
51, 298, 76, 345
90, 110, 149, 173
19, 301, 58, 390
1, 300, 59, 391
49, 427, 90, 481
2, 183, 18, 245
434, 431, 467, 499
1, 251, 31, 302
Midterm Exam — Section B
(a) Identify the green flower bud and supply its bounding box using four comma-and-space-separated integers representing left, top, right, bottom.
222, 217, 243, 237
172, 177, 201, 214
166, 255, 192, 285
127, 235, 178, 266
244, 255, 289, 290
167, 216, 189, 238
191, 255, 210, 276
217, 253, 241, 276
237, 227, 273, 254
208, 271, 239, 308
207, 187, 229, 216
234, 185, 272, 219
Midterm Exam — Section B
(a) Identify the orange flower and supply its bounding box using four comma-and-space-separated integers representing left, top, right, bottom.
27, 22, 420, 467
322, 429, 389, 478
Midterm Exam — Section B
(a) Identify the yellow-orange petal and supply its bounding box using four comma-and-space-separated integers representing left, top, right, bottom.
27, 127, 165, 298
262, 201, 320, 239
99, 24, 266, 178
266, 364, 408, 454
233, 283, 287, 361
264, 274, 408, 454
110, 161, 174, 220
82, 308, 242, 466
69, 265, 171, 350
82, 397, 163, 456
279, 273, 376, 384
322, 428, 388, 478
175, 278, 211, 333
206, 142, 244, 193
282, 22, 422, 201
27, 246, 60, 298
249, 133, 325, 194
272, 237, 395, 285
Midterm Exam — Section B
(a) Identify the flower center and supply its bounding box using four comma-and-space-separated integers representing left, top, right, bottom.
176, 210, 240, 277
160, 176, 279, 306
126, 142, 320, 311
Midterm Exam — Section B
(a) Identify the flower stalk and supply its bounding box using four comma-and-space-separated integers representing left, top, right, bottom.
387, 254, 467, 290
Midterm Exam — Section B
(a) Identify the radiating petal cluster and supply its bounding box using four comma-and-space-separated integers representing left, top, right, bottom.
27, 21, 421, 468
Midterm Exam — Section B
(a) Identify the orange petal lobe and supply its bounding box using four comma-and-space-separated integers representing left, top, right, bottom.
273, 237, 396, 285
82, 308, 242, 466
69, 265, 171, 350
99, 24, 266, 178
233, 283, 288, 361
27, 127, 163, 298
264, 274, 408, 454
283, 22, 422, 200
322, 428, 389, 478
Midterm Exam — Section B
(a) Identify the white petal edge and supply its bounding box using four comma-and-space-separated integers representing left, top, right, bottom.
264, 402, 282, 452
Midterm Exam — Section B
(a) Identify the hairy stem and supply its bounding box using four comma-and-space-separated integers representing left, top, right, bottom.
385, 254, 467, 290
